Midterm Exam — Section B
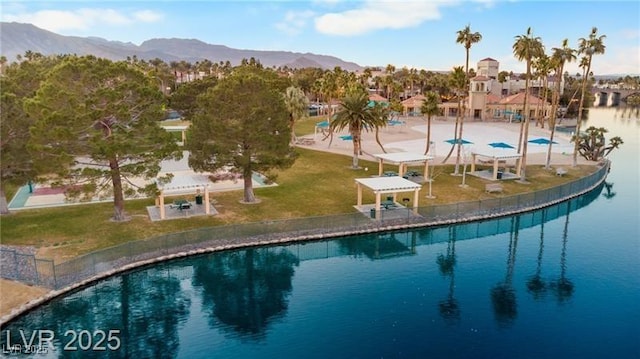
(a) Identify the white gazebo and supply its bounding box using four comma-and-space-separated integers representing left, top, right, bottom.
372, 152, 434, 179
355, 177, 422, 220
470, 151, 522, 181
155, 171, 213, 220
161, 125, 189, 145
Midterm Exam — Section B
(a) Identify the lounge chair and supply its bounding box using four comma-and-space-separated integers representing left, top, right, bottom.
556, 167, 567, 176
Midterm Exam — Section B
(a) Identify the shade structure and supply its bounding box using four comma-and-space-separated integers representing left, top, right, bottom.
488, 142, 515, 149
528, 138, 557, 145
445, 138, 473, 145
355, 177, 422, 220
372, 152, 434, 178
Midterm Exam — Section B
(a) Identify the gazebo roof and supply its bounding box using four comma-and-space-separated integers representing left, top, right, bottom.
471, 151, 522, 160
161, 125, 189, 131
373, 152, 433, 164
157, 171, 213, 192
355, 177, 422, 193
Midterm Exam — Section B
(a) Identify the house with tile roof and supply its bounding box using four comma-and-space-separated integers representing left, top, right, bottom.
401, 94, 426, 115
467, 58, 553, 121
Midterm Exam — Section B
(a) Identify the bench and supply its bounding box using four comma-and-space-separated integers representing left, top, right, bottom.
403, 170, 421, 178
485, 183, 504, 193
555, 167, 567, 176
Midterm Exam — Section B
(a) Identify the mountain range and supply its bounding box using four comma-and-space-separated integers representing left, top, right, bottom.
0, 22, 363, 71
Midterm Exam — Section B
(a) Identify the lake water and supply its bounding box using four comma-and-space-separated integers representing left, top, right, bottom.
2, 108, 638, 359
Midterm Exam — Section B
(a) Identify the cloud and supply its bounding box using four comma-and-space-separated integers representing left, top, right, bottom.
595, 46, 640, 75
314, 0, 456, 36
620, 28, 639, 40
133, 10, 164, 23
2, 8, 163, 33
275, 10, 316, 36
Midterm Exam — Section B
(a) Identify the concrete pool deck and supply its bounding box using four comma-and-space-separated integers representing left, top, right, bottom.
298, 116, 586, 168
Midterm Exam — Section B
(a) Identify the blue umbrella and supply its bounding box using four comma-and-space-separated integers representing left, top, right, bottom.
445, 138, 473, 145
316, 120, 329, 128
528, 138, 557, 145
489, 142, 515, 149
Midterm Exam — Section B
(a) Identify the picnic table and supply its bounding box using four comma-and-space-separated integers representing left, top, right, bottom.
170, 199, 192, 210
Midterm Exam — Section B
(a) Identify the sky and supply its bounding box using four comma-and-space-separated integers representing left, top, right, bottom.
2, 0, 639, 76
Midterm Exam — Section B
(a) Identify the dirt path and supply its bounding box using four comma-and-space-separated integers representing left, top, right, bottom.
0, 279, 51, 320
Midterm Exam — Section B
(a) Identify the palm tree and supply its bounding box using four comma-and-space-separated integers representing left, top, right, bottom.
283, 86, 309, 145
513, 27, 545, 181
384, 64, 396, 100
456, 25, 482, 122
456, 24, 482, 89
421, 91, 441, 155
545, 39, 576, 169
532, 53, 551, 128
573, 27, 606, 167
329, 90, 377, 169
441, 67, 467, 174
369, 102, 390, 153
453, 25, 482, 173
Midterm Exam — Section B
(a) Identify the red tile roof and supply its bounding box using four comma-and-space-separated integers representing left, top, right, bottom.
498, 92, 547, 105
369, 93, 388, 102
401, 94, 426, 106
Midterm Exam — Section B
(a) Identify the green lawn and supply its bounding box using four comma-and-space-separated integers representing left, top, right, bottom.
0, 147, 595, 263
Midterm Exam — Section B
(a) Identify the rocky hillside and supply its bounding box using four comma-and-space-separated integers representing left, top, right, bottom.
0, 22, 363, 71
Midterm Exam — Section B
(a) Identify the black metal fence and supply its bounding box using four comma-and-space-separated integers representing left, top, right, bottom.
3, 161, 610, 290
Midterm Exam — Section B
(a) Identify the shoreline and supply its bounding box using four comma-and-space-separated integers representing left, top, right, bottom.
0, 117, 599, 324
1, 158, 609, 326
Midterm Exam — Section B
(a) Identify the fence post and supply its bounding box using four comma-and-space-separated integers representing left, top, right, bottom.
33, 255, 39, 285
52, 260, 58, 289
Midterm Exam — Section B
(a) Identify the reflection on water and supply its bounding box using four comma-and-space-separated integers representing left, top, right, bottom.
192, 248, 299, 338
549, 207, 574, 304
437, 227, 460, 323
491, 216, 519, 327
2, 109, 638, 358
526, 209, 547, 300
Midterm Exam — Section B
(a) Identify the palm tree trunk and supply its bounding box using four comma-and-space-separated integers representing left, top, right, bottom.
535, 86, 542, 127
545, 65, 563, 169
517, 111, 526, 154
541, 78, 549, 129
573, 58, 592, 167
374, 128, 387, 153
519, 65, 532, 181
352, 132, 360, 168
454, 100, 467, 175
441, 101, 461, 164
424, 116, 432, 155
